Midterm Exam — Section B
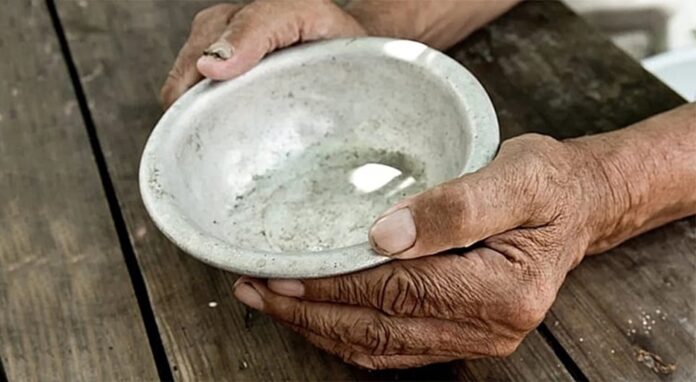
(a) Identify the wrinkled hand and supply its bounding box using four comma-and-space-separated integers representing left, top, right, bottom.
160, 0, 367, 108
234, 134, 602, 369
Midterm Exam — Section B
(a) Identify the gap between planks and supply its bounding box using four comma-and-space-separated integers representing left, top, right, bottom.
44, 0, 174, 380
0, 358, 8, 382
538, 323, 588, 381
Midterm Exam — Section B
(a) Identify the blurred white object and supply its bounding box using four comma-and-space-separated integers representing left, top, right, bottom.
642, 47, 696, 101
564, 0, 695, 101
563, 0, 696, 58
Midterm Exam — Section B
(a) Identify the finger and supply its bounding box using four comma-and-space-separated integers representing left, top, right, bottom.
234, 277, 498, 357
269, 249, 515, 318
196, 0, 366, 80
284, 322, 457, 369
272, 261, 438, 315
368, 139, 548, 259
160, 4, 242, 108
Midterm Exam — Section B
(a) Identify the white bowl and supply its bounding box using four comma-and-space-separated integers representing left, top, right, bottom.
140, 37, 499, 278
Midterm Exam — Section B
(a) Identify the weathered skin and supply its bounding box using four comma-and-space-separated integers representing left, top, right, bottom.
240, 104, 696, 369
160, 0, 367, 108
161, 0, 696, 370
159, 0, 518, 107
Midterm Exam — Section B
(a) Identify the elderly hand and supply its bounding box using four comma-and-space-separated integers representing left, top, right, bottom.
159, 0, 367, 108
231, 103, 696, 369
160, 0, 519, 108
233, 134, 594, 369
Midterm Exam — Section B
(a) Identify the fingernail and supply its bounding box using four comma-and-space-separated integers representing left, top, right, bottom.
369, 208, 416, 256
233, 282, 263, 310
268, 279, 304, 297
203, 42, 233, 60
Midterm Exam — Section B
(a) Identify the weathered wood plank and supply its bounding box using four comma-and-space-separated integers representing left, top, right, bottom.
56, 0, 571, 380
452, 2, 695, 380
55, 0, 356, 380
455, 330, 572, 381
0, 0, 159, 380
548, 222, 696, 381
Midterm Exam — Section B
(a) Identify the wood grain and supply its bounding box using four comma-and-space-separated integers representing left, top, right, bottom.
455, 331, 572, 381
0, 0, 158, 380
55, 0, 570, 380
56, 0, 357, 380
452, 2, 695, 380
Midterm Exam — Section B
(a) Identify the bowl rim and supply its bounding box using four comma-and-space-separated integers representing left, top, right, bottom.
139, 37, 499, 278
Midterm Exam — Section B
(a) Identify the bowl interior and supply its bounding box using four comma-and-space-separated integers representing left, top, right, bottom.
158, 41, 473, 253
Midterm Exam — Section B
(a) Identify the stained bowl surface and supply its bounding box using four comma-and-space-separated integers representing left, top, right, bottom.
140, 37, 499, 277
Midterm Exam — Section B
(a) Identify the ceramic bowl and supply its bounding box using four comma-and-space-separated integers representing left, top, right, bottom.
140, 37, 499, 278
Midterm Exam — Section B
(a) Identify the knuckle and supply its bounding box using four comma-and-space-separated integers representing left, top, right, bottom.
511, 292, 548, 332
501, 134, 579, 219
243, 1, 276, 19
492, 339, 522, 358
193, 4, 230, 24
359, 317, 393, 355
489, 272, 551, 333
522, 151, 556, 178
289, 303, 312, 329
334, 276, 361, 304
502, 134, 567, 175
504, 133, 562, 154
192, 8, 212, 24
165, 66, 183, 82
523, 134, 575, 178
376, 266, 427, 316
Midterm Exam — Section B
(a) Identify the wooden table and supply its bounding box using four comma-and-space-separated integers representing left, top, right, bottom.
1, 0, 694, 380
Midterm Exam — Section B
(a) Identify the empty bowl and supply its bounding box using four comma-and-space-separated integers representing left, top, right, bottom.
140, 37, 499, 278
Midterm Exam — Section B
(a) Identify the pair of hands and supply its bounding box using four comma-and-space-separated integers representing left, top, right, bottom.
231, 134, 594, 369
161, 0, 609, 369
